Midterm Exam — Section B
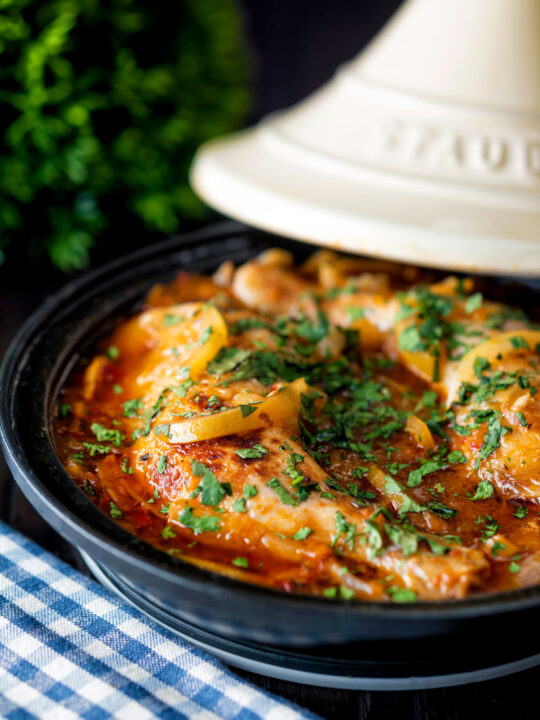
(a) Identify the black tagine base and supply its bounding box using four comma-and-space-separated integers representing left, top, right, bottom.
3, 223, 540, 708
81, 550, 540, 691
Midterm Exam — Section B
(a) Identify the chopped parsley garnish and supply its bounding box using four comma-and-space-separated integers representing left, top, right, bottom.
58, 403, 71, 417
407, 460, 445, 488
266, 478, 299, 506
473, 356, 491, 378
229, 317, 272, 335
345, 306, 365, 321
476, 514, 499, 541
82, 442, 112, 456
122, 397, 143, 417
163, 313, 184, 326
121, 457, 133, 475
175, 379, 194, 398
397, 287, 456, 380
510, 335, 530, 350
464, 293, 483, 314
82, 479, 94, 495
161, 526, 176, 540
90, 422, 124, 447
458, 368, 538, 407
293, 527, 312, 541
198, 326, 213, 345
283, 452, 305, 485
157, 455, 168, 474
387, 587, 417, 603
293, 310, 329, 350
235, 444, 268, 459
155, 424, 170, 439
470, 480, 494, 501
516, 412, 528, 427
339, 585, 355, 600
425, 500, 457, 519
207, 347, 253, 375
485, 307, 529, 329
131, 388, 171, 440
239, 404, 258, 418
384, 523, 419, 556
473, 412, 509, 469
364, 509, 388, 558
447, 450, 467, 464
105, 346, 119, 360
513, 506, 528, 519
418, 390, 438, 409
232, 557, 249, 568
331, 511, 356, 551
109, 502, 122, 519
232, 498, 246, 513
178, 505, 221, 534
388, 521, 447, 556
243, 484, 258, 498
384, 476, 425, 515
190, 459, 225, 506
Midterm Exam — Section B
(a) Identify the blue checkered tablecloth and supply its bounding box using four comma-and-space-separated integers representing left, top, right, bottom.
0, 522, 319, 720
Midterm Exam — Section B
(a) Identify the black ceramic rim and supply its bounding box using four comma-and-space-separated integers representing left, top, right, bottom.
3, 220, 540, 624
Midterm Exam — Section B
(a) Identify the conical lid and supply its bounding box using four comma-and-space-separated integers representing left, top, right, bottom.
191, 0, 540, 276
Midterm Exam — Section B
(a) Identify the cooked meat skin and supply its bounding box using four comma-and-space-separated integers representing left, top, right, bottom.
53, 250, 540, 602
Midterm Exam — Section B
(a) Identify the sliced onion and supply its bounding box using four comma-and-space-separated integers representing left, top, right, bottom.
169, 378, 310, 444
365, 465, 426, 517
406, 415, 435, 451
366, 465, 404, 511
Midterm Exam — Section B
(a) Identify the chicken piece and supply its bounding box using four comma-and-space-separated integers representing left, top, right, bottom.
54, 250, 540, 600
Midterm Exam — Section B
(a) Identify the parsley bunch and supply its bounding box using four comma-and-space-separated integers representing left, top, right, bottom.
0, 0, 248, 269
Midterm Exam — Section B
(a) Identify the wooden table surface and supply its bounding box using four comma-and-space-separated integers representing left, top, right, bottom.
1, 262, 538, 720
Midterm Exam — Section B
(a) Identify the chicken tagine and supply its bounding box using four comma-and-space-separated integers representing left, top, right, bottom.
53, 249, 540, 603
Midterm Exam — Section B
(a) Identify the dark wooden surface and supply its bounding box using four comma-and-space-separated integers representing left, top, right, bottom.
2, 3, 537, 716
1, 265, 539, 720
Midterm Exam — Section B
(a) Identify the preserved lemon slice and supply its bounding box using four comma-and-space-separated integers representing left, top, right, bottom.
169, 378, 310, 443
393, 313, 443, 383
446, 330, 540, 406
118, 303, 228, 400
350, 316, 384, 351
174, 305, 228, 379
394, 327, 441, 384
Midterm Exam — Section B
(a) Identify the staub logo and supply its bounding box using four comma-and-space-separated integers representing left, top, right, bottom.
372, 119, 540, 182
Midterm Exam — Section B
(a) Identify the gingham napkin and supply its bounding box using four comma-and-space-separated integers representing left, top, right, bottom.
0, 522, 319, 720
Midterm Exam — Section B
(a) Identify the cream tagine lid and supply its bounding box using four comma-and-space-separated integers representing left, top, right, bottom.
191, 0, 540, 276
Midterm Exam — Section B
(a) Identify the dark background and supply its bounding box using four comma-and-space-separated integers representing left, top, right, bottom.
1, 1, 537, 718
240, 0, 402, 121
